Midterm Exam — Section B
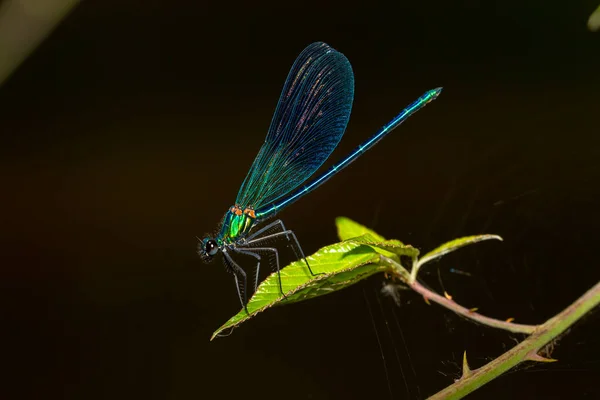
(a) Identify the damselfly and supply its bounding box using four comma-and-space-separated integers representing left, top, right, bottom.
198, 42, 441, 312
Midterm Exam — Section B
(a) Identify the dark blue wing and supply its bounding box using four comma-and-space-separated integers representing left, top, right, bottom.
235, 42, 354, 210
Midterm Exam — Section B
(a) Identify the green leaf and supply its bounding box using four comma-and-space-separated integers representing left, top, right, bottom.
345, 236, 417, 280
335, 216, 418, 257
336, 216, 387, 242
211, 239, 388, 340
336, 217, 417, 279
412, 234, 503, 280
211, 218, 504, 340
348, 235, 419, 259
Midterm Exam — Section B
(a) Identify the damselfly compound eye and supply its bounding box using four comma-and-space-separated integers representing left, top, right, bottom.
204, 239, 219, 256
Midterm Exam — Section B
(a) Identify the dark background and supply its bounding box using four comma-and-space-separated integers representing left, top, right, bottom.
2, 1, 600, 399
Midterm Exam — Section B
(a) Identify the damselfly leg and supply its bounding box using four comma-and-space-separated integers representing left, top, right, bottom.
245, 219, 317, 276
222, 249, 248, 313
232, 247, 284, 296
228, 246, 286, 314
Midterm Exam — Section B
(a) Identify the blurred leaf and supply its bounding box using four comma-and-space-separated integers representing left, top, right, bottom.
589, 5, 600, 32
0, 0, 81, 87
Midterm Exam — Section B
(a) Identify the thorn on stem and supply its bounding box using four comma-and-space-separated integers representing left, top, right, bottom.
505, 317, 515, 323
462, 351, 472, 378
444, 291, 453, 300
423, 296, 431, 305
526, 351, 558, 363
469, 307, 479, 313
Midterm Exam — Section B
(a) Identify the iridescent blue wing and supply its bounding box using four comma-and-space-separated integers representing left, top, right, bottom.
235, 42, 354, 211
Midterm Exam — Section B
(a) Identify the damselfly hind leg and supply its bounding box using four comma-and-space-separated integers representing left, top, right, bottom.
233, 247, 287, 301
245, 219, 319, 276
231, 248, 261, 295
222, 250, 248, 314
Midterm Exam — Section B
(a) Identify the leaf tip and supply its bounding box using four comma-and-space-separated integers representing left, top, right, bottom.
210, 330, 220, 341
335, 216, 349, 224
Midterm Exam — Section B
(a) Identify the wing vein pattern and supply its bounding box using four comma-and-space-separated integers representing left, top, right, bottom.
235, 42, 354, 212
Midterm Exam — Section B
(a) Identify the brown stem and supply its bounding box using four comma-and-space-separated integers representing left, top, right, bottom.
382, 256, 538, 335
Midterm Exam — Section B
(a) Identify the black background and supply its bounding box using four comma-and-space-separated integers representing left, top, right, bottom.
2, 1, 600, 399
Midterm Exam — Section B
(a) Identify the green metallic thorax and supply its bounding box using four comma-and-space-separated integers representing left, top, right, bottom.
216, 209, 257, 245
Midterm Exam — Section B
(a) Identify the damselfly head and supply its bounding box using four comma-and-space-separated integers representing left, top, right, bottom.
198, 237, 220, 262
